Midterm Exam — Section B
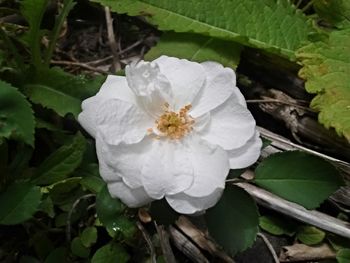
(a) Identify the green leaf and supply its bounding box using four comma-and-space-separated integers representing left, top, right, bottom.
336, 249, 350, 263
296, 226, 325, 245
0, 80, 35, 145
145, 32, 241, 69
48, 177, 83, 206
38, 195, 55, 218
20, 0, 49, 66
313, 0, 350, 28
297, 28, 350, 141
105, 217, 137, 241
0, 182, 42, 225
205, 185, 259, 256
259, 215, 296, 236
81, 226, 98, 248
95, 0, 313, 59
70, 237, 90, 258
44, 247, 67, 263
24, 68, 106, 117
254, 151, 344, 209
96, 185, 124, 228
34, 133, 86, 185
91, 243, 130, 263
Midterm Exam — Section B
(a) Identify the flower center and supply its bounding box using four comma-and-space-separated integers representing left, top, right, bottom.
152, 103, 194, 140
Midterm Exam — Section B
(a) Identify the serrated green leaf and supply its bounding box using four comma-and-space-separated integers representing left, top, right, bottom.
96, 185, 124, 228
255, 151, 344, 209
336, 248, 350, 263
205, 185, 259, 256
0, 80, 35, 145
95, 0, 313, 59
297, 28, 350, 141
70, 237, 90, 258
91, 243, 130, 263
145, 32, 241, 68
81, 226, 98, 248
296, 226, 325, 245
34, 133, 86, 185
24, 68, 106, 117
259, 215, 296, 236
313, 0, 350, 28
0, 182, 42, 225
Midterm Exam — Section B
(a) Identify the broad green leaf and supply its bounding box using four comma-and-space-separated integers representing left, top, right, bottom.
313, 0, 350, 28
95, 0, 313, 58
336, 249, 350, 263
0, 182, 41, 225
81, 226, 98, 248
0, 80, 35, 145
145, 32, 241, 68
48, 177, 83, 206
70, 237, 90, 258
259, 216, 296, 236
24, 68, 106, 117
255, 151, 344, 209
91, 243, 130, 263
96, 185, 124, 228
44, 247, 67, 263
296, 226, 325, 245
205, 185, 259, 256
105, 217, 137, 241
297, 28, 350, 141
34, 133, 86, 185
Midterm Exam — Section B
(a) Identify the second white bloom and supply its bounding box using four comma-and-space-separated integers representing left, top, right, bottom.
79, 56, 262, 214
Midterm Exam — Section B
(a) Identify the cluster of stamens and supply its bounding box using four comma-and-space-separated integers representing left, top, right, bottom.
148, 103, 194, 140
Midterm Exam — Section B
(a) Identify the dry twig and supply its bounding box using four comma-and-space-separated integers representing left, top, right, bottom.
257, 232, 280, 263
104, 7, 120, 71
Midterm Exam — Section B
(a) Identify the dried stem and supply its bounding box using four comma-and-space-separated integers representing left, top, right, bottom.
104, 6, 120, 71
257, 233, 280, 263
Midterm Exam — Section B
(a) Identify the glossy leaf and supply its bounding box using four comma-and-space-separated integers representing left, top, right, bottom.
91, 243, 130, 263
94, 0, 313, 58
255, 151, 344, 209
205, 185, 259, 256
296, 226, 325, 245
145, 32, 241, 68
0, 182, 41, 225
0, 80, 35, 146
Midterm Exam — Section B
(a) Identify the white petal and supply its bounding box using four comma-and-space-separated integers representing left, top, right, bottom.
141, 140, 193, 199
125, 60, 172, 117
97, 99, 153, 145
154, 56, 205, 109
78, 75, 135, 137
200, 61, 247, 108
95, 135, 150, 188
190, 63, 235, 117
166, 188, 223, 214
108, 181, 153, 207
193, 112, 211, 132
199, 95, 256, 150
184, 137, 229, 197
228, 131, 262, 169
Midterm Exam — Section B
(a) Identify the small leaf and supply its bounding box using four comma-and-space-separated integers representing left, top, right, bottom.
70, 237, 90, 258
255, 151, 344, 209
96, 185, 124, 228
105, 217, 137, 241
34, 133, 86, 185
0, 182, 42, 225
81, 226, 98, 248
145, 32, 241, 69
296, 226, 325, 245
91, 243, 130, 263
44, 247, 67, 263
0, 80, 35, 145
259, 216, 296, 236
336, 248, 350, 263
38, 195, 55, 218
150, 199, 179, 226
205, 185, 259, 256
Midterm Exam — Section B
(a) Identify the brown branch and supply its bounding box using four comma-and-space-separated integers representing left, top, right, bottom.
104, 7, 120, 71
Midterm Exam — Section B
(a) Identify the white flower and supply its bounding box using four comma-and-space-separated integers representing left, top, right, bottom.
78, 56, 262, 214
